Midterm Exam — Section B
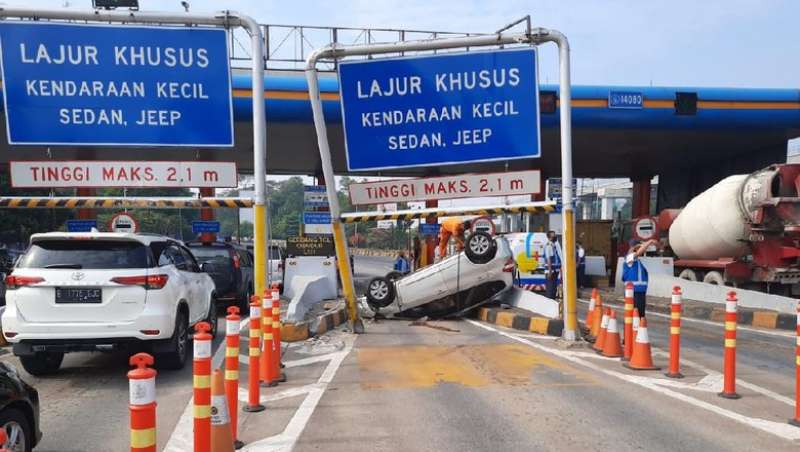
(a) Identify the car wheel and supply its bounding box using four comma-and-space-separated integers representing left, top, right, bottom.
465, 232, 497, 264
365, 277, 395, 309
19, 352, 63, 376
205, 297, 218, 337
159, 310, 189, 370
386, 271, 404, 282
0, 407, 32, 452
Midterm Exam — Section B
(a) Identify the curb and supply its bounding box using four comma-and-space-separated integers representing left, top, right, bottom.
583, 290, 796, 332
280, 303, 349, 342
476, 306, 563, 337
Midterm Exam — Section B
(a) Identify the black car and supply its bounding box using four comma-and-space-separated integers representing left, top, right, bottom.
186, 241, 254, 312
0, 362, 41, 452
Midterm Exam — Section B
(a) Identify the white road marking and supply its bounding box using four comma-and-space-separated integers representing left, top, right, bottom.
578, 298, 793, 338
242, 336, 355, 451
470, 319, 800, 442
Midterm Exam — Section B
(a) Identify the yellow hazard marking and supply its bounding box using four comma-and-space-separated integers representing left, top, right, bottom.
193, 375, 211, 389
130, 428, 156, 448
670, 327, 680, 334
194, 405, 211, 419
225, 370, 239, 380
752, 311, 778, 329
725, 321, 736, 331
624, 318, 632, 324
272, 307, 280, 314
529, 317, 551, 334
357, 344, 596, 390
796, 356, 800, 366
249, 347, 261, 356
273, 321, 281, 328
494, 311, 516, 328
671, 312, 680, 319
249, 329, 260, 338
225, 347, 238, 358
725, 339, 736, 347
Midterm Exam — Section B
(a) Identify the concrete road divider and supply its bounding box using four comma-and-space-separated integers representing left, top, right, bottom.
623, 283, 634, 361
623, 318, 660, 371
128, 352, 156, 452
210, 369, 234, 452
666, 286, 684, 379
476, 306, 564, 337
244, 297, 265, 413
193, 322, 213, 452
791, 302, 800, 427
223, 307, 244, 449
719, 291, 741, 399
601, 311, 623, 358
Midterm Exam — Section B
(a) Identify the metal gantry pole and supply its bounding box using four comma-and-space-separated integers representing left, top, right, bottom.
305, 25, 576, 339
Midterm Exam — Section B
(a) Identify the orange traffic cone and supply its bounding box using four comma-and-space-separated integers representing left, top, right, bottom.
632, 308, 641, 340
593, 308, 610, 352
210, 369, 235, 452
586, 288, 598, 330
624, 317, 660, 370
590, 293, 604, 339
602, 311, 624, 358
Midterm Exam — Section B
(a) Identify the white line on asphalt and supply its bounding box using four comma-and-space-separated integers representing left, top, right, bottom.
242, 336, 355, 452
163, 316, 251, 452
469, 319, 800, 442
578, 298, 794, 338
237, 383, 320, 405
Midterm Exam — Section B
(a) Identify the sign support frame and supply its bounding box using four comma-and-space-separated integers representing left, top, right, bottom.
0, 7, 268, 301
305, 21, 580, 340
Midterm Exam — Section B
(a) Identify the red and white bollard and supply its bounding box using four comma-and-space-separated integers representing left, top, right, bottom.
244, 296, 265, 412
791, 302, 800, 427
271, 287, 286, 383
193, 322, 213, 452
224, 306, 245, 448
0, 429, 8, 452
666, 286, 684, 379
128, 352, 157, 452
719, 291, 740, 399
623, 282, 634, 361
260, 291, 277, 387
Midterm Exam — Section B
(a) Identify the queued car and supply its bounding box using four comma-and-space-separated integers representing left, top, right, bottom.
186, 241, 254, 312
244, 243, 285, 292
362, 231, 515, 318
1, 232, 217, 375
0, 361, 41, 452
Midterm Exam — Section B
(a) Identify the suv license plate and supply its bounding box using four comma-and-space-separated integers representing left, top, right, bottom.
55, 287, 102, 304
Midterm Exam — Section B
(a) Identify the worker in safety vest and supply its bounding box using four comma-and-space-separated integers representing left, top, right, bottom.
543, 230, 562, 299
622, 239, 656, 316
437, 217, 471, 259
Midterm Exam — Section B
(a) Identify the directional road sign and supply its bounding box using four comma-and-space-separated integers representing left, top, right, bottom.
192, 221, 221, 234
66, 219, 97, 232
338, 48, 540, 171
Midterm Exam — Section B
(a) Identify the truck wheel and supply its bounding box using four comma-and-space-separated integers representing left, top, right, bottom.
19, 352, 63, 376
465, 232, 497, 264
677, 269, 698, 282
703, 271, 726, 286
366, 277, 395, 309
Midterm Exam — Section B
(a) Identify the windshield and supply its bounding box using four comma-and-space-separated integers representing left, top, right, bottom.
18, 240, 150, 269
188, 246, 231, 263
269, 246, 281, 260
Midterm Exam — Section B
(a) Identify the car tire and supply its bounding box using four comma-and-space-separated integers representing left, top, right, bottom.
366, 277, 395, 309
19, 352, 63, 376
159, 310, 189, 370
386, 271, 404, 282
465, 232, 497, 264
205, 297, 218, 337
0, 407, 32, 452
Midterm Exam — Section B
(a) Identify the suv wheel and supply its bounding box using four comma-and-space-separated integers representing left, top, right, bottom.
159, 310, 189, 370
205, 297, 218, 337
0, 407, 32, 452
19, 352, 63, 376
465, 232, 497, 264
366, 277, 395, 309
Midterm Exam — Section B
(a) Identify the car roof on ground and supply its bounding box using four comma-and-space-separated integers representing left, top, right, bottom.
29, 231, 174, 245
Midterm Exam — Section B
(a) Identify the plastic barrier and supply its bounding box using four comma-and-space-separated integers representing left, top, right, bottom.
193, 322, 213, 452
623, 283, 634, 361
271, 286, 286, 383
666, 286, 684, 379
624, 317, 659, 371
224, 307, 244, 448
260, 292, 277, 388
244, 297, 265, 413
719, 291, 740, 399
128, 353, 156, 452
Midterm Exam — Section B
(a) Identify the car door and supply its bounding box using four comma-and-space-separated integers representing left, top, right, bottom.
161, 245, 199, 323
181, 246, 211, 315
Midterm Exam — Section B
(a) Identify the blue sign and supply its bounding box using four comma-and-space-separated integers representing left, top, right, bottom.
303, 212, 332, 225
66, 219, 97, 232
419, 223, 441, 236
192, 221, 221, 234
608, 91, 643, 109
338, 48, 540, 171
0, 22, 233, 146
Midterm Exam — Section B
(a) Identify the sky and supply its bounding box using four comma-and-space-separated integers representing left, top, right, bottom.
22, 0, 800, 88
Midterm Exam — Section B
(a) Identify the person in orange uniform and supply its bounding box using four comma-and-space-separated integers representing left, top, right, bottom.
437, 217, 472, 259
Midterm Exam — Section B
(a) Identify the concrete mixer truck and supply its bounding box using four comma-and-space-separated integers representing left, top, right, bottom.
621, 164, 800, 296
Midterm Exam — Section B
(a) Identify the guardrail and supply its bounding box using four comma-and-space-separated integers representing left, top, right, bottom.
340, 201, 557, 223
0, 197, 253, 209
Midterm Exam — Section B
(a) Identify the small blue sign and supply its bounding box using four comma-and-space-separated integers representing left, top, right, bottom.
0, 22, 233, 146
419, 223, 441, 236
338, 48, 540, 171
303, 212, 332, 225
192, 221, 221, 234
608, 91, 643, 109
66, 219, 97, 232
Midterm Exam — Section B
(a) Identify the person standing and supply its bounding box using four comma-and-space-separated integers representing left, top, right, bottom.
412, 236, 422, 270
622, 239, 656, 317
393, 250, 411, 275
543, 230, 562, 300
576, 241, 586, 288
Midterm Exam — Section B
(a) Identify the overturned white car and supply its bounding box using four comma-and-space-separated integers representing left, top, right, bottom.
361, 232, 515, 318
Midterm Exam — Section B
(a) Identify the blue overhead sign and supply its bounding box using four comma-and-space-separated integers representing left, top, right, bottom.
338, 48, 540, 171
608, 91, 643, 109
419, 223, 441, 236
192, 221, 221, 234
65, 219, 97, 232
303, 212, 332, 225
0, 22, 233, 147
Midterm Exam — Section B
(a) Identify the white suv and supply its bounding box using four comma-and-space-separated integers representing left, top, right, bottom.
2, 232, 217, 375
